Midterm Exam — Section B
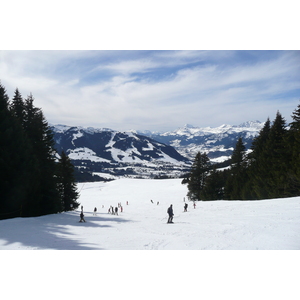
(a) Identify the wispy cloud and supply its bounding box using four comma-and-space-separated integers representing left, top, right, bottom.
0, 50, 299, 131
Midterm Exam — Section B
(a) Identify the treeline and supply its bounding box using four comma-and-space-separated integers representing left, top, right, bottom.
184, 102, 300, 201
0, 82, 80, 220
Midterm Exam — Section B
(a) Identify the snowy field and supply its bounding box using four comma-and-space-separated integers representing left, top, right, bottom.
1, 178, 300, 250
2, 178, 300, 300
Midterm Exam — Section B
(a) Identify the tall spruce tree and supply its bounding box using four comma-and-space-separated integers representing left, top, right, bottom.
10, 88, 25, 126
57, 151, 80, 211
248, 118, 271, 199
0, 83, 31, 219
22, 94, 62, 215
187, 152, 210, 201
224, 137, 247, 199
286, 101, 300, 195
264, 111, 288, 198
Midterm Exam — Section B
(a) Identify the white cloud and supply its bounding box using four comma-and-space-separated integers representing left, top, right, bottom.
1, 50, 299, 131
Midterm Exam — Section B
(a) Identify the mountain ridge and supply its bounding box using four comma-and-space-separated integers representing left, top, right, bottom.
136, 121, 264, 162
50, 120, 264, 178
50, 124, 191, 179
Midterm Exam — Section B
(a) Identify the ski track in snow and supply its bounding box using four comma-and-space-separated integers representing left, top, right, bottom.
1, 178, 300, 250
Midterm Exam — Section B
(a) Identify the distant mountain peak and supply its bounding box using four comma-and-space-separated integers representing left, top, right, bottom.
139, 120, 265, 163
183, 124, 195, 129
238, 120, 263, 128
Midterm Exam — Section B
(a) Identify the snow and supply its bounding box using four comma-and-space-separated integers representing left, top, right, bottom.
50, 124, 72, 133
2, 178, 299, 300
1, 178, 299, 250
71, 130, 83, 145
67, 147, 111, 162
211, 156, 231, 163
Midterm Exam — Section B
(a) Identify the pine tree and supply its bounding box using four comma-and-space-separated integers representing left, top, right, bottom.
22, 94, 62, 215
248, 118, 271, 199
187, 152, 210, 201
57, 151, 80, 211
0, 83, 31, 219
264, 111, 288, 198
10, 88, 25, 125
224, 137, 247, 199
251, 118, 271, 158
286, 101, 300, 195
231, 137, 246, 168
201, 167, 225, 200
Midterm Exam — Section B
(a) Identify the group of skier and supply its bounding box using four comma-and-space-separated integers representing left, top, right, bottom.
79, 203, 127, 222
79, 198, 197, 224
108, 205, 123, 215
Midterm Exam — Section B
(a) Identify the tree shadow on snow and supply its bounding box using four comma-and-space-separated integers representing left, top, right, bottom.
0, 210, 133, 250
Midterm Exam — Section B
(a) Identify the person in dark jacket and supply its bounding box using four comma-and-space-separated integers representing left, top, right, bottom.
167, 204, 174, 223
184, 203, 188, 212
79, 211, 86, 222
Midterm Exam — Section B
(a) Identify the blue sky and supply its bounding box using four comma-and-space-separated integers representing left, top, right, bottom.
0, 50, 299, 131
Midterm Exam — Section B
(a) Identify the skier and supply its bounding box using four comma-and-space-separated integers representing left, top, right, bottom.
111, 206, 115, 215
120, 206, 123, 213
184, 203, 188, 212
93, 207, 97, 216
193, 202, 196, 209
79, 211, 86, 222
115, 207, 118, 216
167, 204, 174, 223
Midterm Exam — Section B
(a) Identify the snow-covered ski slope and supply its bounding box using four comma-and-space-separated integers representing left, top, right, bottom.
1, 178, 300, 250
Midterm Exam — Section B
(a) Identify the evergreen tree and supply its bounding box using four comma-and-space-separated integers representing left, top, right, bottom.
265, 111, 288, 198
0, 83, 31, 219
10, 88, 25, 125
251, 118, 271, 158
224, 137, 247, 199
201, 167, 225, 200
231, 137, 246, 168
286, 101, 300, 195
22, 94, 62, 215
187, 152, 210, 201
57, 151, 80, 211
248, 118, 271, 199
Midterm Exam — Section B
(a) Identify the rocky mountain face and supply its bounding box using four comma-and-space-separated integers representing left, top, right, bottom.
137, 121, 264, 162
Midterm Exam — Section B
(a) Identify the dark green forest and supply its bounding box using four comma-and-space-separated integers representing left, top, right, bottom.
184, 103, 300, 201
0, 82, 80, 220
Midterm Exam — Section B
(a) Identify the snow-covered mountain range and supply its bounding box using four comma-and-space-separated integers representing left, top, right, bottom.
137, 121, 265, 162
50, 121, 264, 178
51, 125, 190, 178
